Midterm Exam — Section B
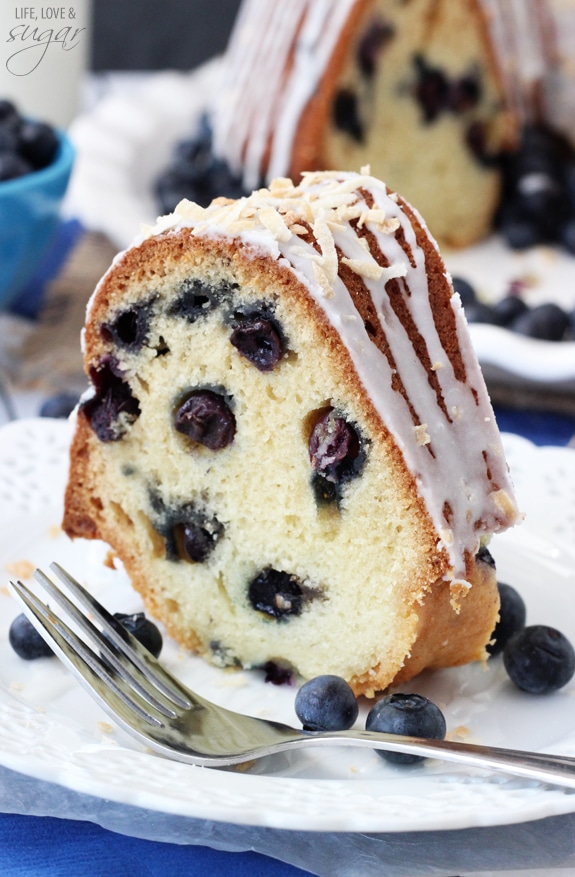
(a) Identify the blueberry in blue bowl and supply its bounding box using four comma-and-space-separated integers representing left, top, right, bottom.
0, 99, 75, 312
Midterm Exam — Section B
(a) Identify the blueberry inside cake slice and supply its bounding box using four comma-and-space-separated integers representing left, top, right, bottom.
63, 170, 519, 696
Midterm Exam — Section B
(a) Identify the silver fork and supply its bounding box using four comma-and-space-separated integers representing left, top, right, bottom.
9, 563, 575, 786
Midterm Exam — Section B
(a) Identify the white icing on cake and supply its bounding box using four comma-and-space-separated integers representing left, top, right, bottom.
142, 170, 520, 587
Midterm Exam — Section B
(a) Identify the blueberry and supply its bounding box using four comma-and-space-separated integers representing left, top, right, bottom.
18, 119, 59, 169
511, 303, 570, 341
174, 389, 236, 450
229, 313, 284, 371
491, 295, 529, 327
155, 167, 206, 213
356, 19, 394, 78
559, 217, 575, 255
113, 612, 163, 658
476, 544, 496, 568
9, 613, 54, 660
465, 121, 495, 166
366, 693, 447, 765
260, 661, 294, 686
462, 301, 497, 324
248, 568, 304, 620
39, 392, 79, 419
295, 675, 358, 731
451, 276, 477, 308
448, 74, 481, 114
503, 625, 575, 694
0, 122, 20, 154
169, 279, 232, 324
413, 55, 449, 123
497, 125, 573, 244
309, 408, 364, 503
149, 495, 224, 563
332, 89, 364, 142
155, 116, 247, 212
0, 151, 31, 181
0, 99, 19, 126
487, 582, 527, 656
178, 515, 223, 563
101, 300, 155, 351
499, 211, 542, 250
81, 356, 141, 441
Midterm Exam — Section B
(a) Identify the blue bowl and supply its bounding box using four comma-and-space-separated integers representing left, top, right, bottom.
0, 129, 75, 311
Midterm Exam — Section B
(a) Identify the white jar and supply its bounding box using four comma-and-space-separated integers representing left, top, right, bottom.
0, 0, 91, 128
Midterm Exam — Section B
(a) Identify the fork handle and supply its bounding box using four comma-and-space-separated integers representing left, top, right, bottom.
304, 730, 575, 788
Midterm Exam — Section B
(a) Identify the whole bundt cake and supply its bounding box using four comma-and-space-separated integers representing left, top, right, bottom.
63, 169, 519, 696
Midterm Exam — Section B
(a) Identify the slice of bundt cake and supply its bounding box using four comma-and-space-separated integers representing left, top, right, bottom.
63, 170, 519, 696
211, 0, 561, 248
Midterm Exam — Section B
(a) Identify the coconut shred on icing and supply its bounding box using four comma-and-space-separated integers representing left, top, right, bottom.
143, 170, 520, 585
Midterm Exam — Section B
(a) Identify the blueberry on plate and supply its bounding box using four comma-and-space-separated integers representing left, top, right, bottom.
451, 276, 477, 308
491, 295, 529, 327
114, 612, 163, 658
487, 582, 527, 656
9, 613, 54, 660
366, 693, 446, 764
510, 303, 570, 341
39, 392, 79, 419
462, 301, 497, 325
295, 675, 358, 731
503, 625, 575, 694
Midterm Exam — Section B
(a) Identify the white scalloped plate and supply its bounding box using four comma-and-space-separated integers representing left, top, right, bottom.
0, 418, 575, 833
64, 65, 575, 391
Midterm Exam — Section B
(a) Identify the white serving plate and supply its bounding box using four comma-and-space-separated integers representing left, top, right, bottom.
0, 418, 574, 836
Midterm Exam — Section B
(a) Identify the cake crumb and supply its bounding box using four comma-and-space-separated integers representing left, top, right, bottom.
5, 560, 35, 580
103, 550, 119, 570
97, 721, 115, 735
47, 524, 62, 539
448, 725, 471, 741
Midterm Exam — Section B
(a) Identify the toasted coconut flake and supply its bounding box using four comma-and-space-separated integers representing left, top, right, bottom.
259, 207, 292, 242
312, 260, 334, 297
313, 215, 338, 281
414, 423, 431, 445
341, 257, 384, 280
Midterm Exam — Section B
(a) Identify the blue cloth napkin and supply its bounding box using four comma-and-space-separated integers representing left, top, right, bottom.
0, 813, 312, 877
494, 405, 575, 446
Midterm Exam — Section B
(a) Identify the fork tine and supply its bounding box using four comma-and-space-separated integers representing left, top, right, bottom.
30, 569, 179, 718
9, 577, 168, 730
46, 563, 191, 709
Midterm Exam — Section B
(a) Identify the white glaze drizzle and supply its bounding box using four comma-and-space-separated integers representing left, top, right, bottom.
141, 171, 519, 587
212, 0, 358, 188
477, 0, 556, 123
